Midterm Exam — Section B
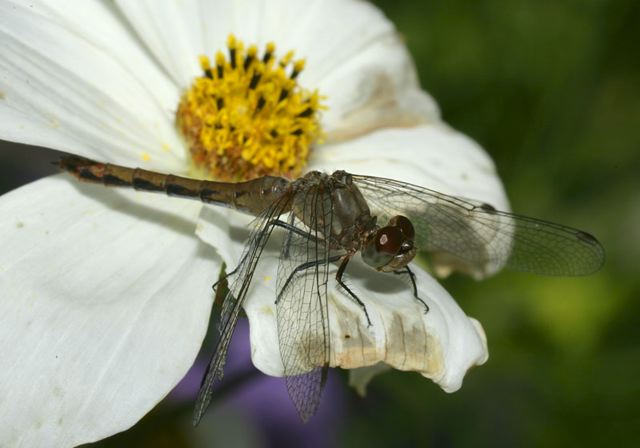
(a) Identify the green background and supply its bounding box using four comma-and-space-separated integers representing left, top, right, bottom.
1, 1, 638, 447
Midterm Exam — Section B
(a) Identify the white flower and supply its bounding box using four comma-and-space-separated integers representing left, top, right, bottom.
0, 0, 509, 446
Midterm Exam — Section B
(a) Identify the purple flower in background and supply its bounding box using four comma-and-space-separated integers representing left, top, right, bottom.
170, 320, 346, 447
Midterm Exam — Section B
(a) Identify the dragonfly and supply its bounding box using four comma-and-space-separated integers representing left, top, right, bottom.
59, 155, 604, 424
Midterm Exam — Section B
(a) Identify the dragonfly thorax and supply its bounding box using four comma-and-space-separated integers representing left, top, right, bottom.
291, 171, 377, 252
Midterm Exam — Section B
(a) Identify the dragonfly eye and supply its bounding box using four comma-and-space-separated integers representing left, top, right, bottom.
362, 226, 416, 272
376, 226, 403, 254
388, 215, 414, 239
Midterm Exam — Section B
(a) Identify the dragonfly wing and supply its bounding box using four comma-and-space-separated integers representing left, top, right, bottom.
352, 175, 604, 276
275, 186, 334, 422
193, 193, 292, 426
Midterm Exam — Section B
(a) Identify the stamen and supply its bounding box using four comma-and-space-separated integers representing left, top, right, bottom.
291, 59, 306, 79
199, 55, 214, 79
215, 51, 225, 79
244, 45, 257, 70
263, 42, 275, 63
249, 71, 262, 90
227, 35, 238, 69
176, 34, 326, 181
255, 96, 266, 114
280, 50, 295, 68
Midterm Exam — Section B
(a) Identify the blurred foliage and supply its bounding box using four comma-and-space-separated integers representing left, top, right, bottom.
348, 0, 640, 447
1, 0, 639, 447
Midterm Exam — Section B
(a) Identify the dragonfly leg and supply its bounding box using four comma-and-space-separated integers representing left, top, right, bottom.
212, 265, 239, 292
269, 218, 320, 243
336, 255, 373, 327
394, 266, 429, 313
212, 217, 312, 292
276, 254, 343, 305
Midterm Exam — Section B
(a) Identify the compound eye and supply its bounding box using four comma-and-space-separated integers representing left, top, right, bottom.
376, 226, 403, 254
388, 215, 414, 240
362, 226, 399, 270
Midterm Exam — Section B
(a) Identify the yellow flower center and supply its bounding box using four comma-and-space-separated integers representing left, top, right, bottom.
176, 35, 325, 181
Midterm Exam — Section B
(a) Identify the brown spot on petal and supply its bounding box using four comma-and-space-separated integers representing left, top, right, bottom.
328, 72, 430, 142
329, 292, 444, 377
330, 296, 378, 367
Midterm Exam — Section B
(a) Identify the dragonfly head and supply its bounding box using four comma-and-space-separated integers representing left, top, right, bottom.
362, 215, 416, 272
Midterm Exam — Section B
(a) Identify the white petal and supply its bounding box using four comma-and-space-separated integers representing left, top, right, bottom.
195, 206, 255, 271
116, 0, 250, 88
310, 124, 509, 210
0, 176, 217, 446
0, 1, 186, 170
257, 0, 440, 137
115, 0, 208, 88
244, 251, 488, 392
316, 38, 440, 141
116, 0, 438, 138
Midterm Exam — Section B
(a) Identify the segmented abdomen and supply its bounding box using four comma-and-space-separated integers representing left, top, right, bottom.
59, 155, 291, 216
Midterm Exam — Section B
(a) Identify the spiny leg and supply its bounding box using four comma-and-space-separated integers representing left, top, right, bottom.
270, 218, 322, 243
212, 218, 315, 292
276, 254, 343, 305
336, 255, 372, 327
394, 266, 429, 313
212, 265, 239, 292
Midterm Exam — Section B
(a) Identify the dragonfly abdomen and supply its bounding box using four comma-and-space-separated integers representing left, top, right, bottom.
59, 155, 291, 216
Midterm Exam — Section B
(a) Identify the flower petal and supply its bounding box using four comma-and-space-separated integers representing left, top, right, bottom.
0, 176, 217, 446
315, 37, 440, 141
115, 0, 438, 138
309, 124, 509, 210
114, 0, 209, 87
256, 0, 440, 138
243, 251, 488, 392
195, 206, 255, 271
0, 1, 185, 170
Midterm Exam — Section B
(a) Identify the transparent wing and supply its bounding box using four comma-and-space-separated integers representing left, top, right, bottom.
275, 185, 335, 422
352, 175, 605, 276
193, 193, 292, 426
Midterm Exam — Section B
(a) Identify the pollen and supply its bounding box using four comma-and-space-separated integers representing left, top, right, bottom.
177, 35, 325, 181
